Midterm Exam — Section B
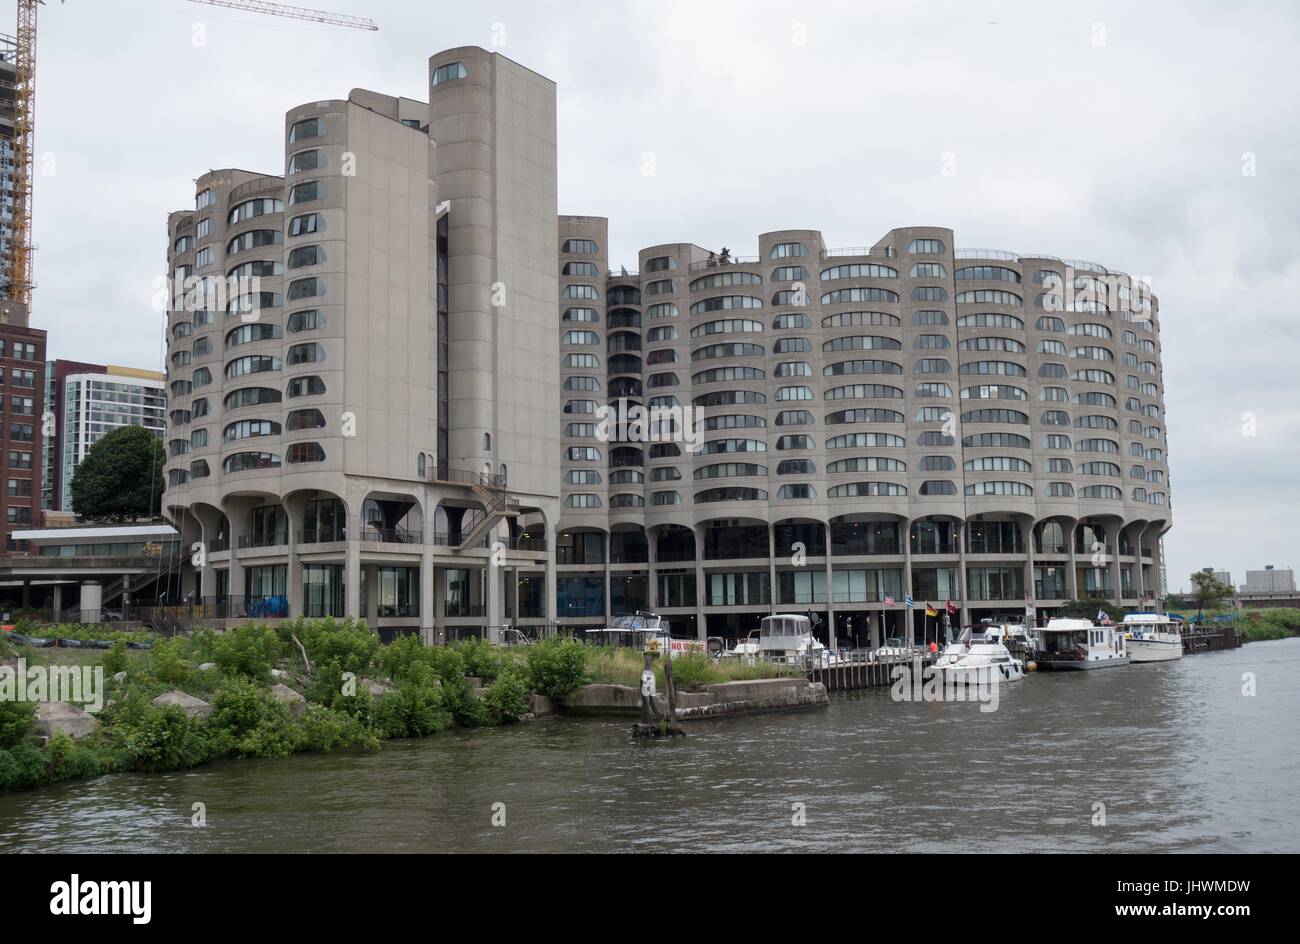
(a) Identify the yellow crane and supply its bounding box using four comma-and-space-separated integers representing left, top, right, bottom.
5, 0, 378, 308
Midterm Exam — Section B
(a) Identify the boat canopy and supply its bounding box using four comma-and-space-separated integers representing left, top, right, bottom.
1043, 617, 1097, 633
760, 614, 812, 637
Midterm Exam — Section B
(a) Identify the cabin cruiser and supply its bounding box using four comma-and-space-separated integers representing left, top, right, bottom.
1033, 617, 1129, 670
873, 636, 917, 661
937, 627, 1025, 684
1122, 613, 1184, 663
584, 613, 704, 657
970, 620, 1035, 653
758, 613, 833, 667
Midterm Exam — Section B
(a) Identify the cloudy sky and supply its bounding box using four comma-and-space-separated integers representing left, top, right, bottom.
21, 0, 1299, 592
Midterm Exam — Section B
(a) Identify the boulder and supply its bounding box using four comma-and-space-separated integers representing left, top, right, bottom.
270, 668, 290, 679
151, 690, 212, 720
34, 701, 99, 740
112, 671, 127, 683
360, 677, 395, 705
197, 663, 217, 671
527, 692, 554, 716
269, 683, 307, 717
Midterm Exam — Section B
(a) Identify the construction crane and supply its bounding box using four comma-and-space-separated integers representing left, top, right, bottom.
5, 0, 378, 310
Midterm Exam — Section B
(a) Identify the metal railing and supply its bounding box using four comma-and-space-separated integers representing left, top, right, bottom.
360, 524, 420, 545
821, 246, 896, 259
687, 255, 761, 272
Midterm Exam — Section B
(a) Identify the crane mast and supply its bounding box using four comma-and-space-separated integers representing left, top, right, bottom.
2, 0, 377, 310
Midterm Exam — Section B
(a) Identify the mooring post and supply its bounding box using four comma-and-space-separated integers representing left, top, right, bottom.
663, 653, 678, 724
640, 650, 656, 725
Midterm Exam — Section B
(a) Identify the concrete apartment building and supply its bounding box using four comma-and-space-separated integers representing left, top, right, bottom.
163, 48, 559, 639
42, 360, 166, 512
162, 47, 1171, 646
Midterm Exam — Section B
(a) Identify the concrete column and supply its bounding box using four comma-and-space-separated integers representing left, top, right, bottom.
1135, 523, 1148, 602
21, 580, 30, 609
345, 530, 361, 620
1023, 518, 1036, 623
486, 562, 503, 644
286, 506, 302, 620
510, 567, 519, 625
767, 522, 777, 611
1066, 521, 1079, 601
956, 519, 970, 630
603, 532, 612, 625
823, 530, 836, 651
364, 563, 379, 625
433, 565, 446, 644
646, 526, 658, 611
543, 522, 557, 630
80, 581, 102, 624
693, 525, 707, 641
870, 608, 882, 650
903, 517, 916, 644
1110, 527, 1123, 607
52, 583, 63, 615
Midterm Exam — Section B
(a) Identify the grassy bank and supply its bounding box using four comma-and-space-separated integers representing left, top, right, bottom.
0, 620, 594, 793
583, 647, 788, 690
1237, 608, 1300, 642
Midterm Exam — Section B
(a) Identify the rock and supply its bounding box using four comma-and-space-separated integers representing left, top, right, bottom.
360, 677, 395, 705
269, 683, 307, 717
527, 692, 554, 716
112, 671, 127, 683
151, 690, 212, 720
270, 668, 289, 679
34, 701, 99, 740
198, 663, 217, 671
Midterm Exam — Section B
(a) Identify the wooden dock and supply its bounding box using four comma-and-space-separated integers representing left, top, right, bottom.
807, 652, 933, 692
1181, 624, 1244, 654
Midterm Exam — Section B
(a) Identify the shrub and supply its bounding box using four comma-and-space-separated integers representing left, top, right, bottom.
483, 667, 529, 724
376, 681, 453, 738
110, 697, 210, 772
102, 639, 129, 677
0, 743, 47, 789
0, 698, 36, 749
284, 617, 379, 674
206, 677, 297, 759
296, 704, 379, 753
661, 653, 723, 691
455, 637, 503, 682
150, 637, 193, 685
527, 637, 588, 698
200, 625, 283, 680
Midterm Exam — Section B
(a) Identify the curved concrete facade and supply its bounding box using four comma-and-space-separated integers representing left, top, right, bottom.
557, 221, 1171, 643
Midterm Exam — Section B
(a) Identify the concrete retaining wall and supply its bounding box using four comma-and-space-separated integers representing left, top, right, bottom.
560, 677, 828, 719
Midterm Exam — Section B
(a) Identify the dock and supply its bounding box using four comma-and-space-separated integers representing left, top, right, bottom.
1181, 624, 1244, 653
807, 651, 934, 692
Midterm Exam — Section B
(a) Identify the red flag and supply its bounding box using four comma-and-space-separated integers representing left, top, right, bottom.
946, 600, 957, 616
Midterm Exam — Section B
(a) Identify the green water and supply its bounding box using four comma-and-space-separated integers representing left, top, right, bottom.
1, 639, 1296, 852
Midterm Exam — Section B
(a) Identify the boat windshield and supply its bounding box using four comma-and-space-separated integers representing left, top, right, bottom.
609, 614, 661, 631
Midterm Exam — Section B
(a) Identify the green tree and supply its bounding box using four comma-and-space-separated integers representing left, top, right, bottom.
68, 425, 165, 521
1190, 571, 1235, 614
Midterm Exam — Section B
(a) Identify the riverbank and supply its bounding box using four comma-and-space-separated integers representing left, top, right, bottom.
0, 620, 594, 793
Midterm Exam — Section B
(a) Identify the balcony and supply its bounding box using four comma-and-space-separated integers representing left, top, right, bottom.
361, 524, 421, 545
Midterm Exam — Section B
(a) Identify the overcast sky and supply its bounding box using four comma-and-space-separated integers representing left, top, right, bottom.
20, 0, 1299, 592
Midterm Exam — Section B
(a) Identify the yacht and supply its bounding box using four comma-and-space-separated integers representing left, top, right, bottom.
937, 627, 1025, 684
1123, 613, 1184, 663
758, 613, 832, 667
1033, 617, 1130, 670
584, 613, 704, 657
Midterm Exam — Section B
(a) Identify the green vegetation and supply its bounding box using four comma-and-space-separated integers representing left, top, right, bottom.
0, 620, 545, 793
67, 424, 166, 521
1057, 599, 1125, 623
1189, 571, 1236, 613
1237, 608, 1300, 642
582, 647, 786, 691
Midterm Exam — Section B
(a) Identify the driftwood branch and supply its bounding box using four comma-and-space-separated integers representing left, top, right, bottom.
290, 633, 313, 675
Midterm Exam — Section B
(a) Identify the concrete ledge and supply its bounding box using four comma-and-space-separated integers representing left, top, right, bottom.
560, 678, 828, 719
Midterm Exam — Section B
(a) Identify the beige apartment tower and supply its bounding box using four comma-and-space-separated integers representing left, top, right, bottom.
163, 48, 560, 640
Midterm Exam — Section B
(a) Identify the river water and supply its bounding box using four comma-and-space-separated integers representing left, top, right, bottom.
2, 638, 1296, 853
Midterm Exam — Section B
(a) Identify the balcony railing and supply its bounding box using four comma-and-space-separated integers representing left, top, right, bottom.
238, 534, 286, 550
298, 527, 346, 544
361, 524, 421, 545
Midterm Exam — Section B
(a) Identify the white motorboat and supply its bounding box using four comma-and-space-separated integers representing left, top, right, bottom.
937, 627, 1025, 684
584, 613, 705, 658
1123, 612, 1184, 663
758, 613, 830, 667
873, 636, 917, 661
1033, 617, 1130, 670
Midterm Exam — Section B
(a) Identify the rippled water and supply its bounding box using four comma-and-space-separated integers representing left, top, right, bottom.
2, 639, 1297, 853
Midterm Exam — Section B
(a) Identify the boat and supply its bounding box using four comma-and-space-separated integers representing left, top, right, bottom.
583, 613, 705, 658
1122, 612, 1184, 663
757, 613, 831, 667
970, 619, 1035, 654
873, 636, 917, 661
937, 627, 1025, 684
1032, 617, 1130, 670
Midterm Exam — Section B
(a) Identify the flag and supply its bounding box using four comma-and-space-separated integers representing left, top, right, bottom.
946, 600, 957, 616
925, 602, 939, 617
1025, 593, 1033, 607
1097, 609, 1112, 625
905, 594, 916, 609
884, 593, 895, 607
